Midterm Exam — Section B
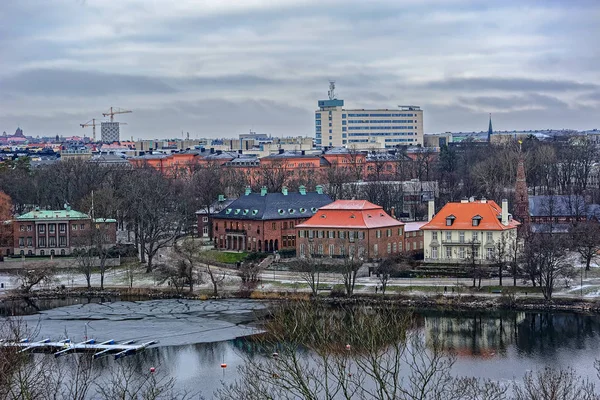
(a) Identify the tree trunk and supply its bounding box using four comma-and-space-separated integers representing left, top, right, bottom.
100, 272, 104, 291
498, 264, 503, 286
586, 256, 592, 271
86, 275, 91, 289
212, 280, 218, 297
146, 253, 154, 273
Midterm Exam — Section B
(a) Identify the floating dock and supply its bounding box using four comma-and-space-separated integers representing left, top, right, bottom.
0, 338, 157, 360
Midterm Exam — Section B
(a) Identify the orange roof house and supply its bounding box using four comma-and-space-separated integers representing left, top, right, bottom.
420, 198, 519, 263
296, 200, 405, 260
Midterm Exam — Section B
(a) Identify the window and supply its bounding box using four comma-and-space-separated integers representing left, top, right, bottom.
373, 243, 378, 256
49, 224, 55, 234
446, 247, 452, 259
445, 231, 452, 241
80, 224, 85, 230
290, 221, 295, 229
18, 237, 24, 247
432, 232, 438, 240
339, 246, 346, 256
329, 244, 335, 256
431, 247, 438, 259
60, 249, 66, 255
486, 232, 493, 241
473, 247, 480, 259
486, 248, 494, 260
472, 216, 481, 226
339, 231, 346, 239
215, 223, 219, 231
59, 236, 67, 247
328, 230, 334, 239
446, 215, 455, 226
300, 243, 306, 257
318, 230, 324, 238
283, 222, 288, 230
398, 228, 402, 236
299, 230, 304, 238
38, 237, 46, 248
472, 232, 478, 242
318, 244, 324, 255
203, 226, 208, 235
386, 229, 392, 237
202, 216, 209, 223
49, 237, 56, 247
27, 237, 32, 247
40, 250, 45, 256
20, 225, 25, 232
72, 224, 77, 231
376, 230, 381, 238
459, 231, 465, 243
387, 243, 391, 254
272, 222, 276, 230
393, 242, 397, 253
38, 224, 45, 233
27, 225, 32, 231
358, 231, 365, 240
459, 247, 465, 259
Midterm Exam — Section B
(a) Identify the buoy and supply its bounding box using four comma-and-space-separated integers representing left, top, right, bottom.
220, 363, 227, 368
345, 344, 351, 351
150, 367, 156, 373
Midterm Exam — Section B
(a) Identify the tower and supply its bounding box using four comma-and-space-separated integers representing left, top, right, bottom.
487, 113, 493, 142
514, 142, 530, 233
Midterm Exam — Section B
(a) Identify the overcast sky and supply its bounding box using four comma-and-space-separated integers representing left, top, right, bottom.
1, 0, 599, 139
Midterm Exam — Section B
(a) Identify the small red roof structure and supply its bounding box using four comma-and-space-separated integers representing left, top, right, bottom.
297, 200, 403, 229
421, 200, 519, 231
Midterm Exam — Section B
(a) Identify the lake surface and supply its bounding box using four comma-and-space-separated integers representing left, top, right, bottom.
2, 298, 600, 397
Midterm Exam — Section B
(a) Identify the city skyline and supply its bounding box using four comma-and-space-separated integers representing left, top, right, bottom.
1, 0, 599, 139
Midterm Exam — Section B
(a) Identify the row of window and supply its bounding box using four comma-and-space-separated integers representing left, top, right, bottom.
348, 125, 416, 130
430, 246, 495, 260
348, 132, 416, 137
431, 231, 495, 242
19, 249, 66, 256
299, 241, 404, 257
18, 236, 68, 247
346, 113, 416, 117
215, 221, 297, 233
348, 120, 417, 124
19, 223, 84, 233
299, 228, 402, 239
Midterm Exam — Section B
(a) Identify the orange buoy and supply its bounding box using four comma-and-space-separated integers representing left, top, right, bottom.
150, 367, 156, 373
345, 344, 351, 351
220, 363, 227, 368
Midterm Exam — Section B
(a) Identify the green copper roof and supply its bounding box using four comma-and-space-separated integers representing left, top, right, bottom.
94, 218, 117, 223
16, 209, 90, 220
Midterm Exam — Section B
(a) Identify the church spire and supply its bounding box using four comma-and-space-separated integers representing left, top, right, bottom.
487, 113, 493, 142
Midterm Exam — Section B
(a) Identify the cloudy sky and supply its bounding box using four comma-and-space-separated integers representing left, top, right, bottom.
1, 0, 599, 139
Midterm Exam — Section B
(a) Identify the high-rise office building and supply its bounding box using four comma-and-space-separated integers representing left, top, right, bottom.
101, 122, 120, 143
315, 82, 423, 148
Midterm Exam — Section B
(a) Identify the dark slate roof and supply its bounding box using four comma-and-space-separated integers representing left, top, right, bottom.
529, 195, 600, 220
196, 198, 236, 215
215, 192, 333, 220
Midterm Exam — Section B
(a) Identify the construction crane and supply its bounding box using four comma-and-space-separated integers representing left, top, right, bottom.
80, 119, 99, 141
102, 107, 132, 122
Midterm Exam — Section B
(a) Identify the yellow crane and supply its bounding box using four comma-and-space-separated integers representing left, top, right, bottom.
102, 107, 132, 122
80, 118, 99, 141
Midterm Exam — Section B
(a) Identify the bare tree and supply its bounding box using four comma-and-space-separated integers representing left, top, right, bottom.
289, 256, 329, 296
513, 367, 597, 400
16, 263, 57, 293
375, 257, 397, 295
172, 237, 205, 293
525, 234, 571, 300
571, 221, 600, 272
73, 248, 94, 289
237, 260, 263, 294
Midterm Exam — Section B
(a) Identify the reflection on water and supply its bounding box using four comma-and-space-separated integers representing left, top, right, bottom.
5, 300, 600, 395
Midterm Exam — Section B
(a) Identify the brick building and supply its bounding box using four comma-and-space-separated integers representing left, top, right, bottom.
196, 195, 236, 238
212, 186, 332, 252
295, 200, 405, 261
13, 208, 117, 256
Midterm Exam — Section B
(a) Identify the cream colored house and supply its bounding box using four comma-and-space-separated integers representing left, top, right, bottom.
420, 198, 519, 264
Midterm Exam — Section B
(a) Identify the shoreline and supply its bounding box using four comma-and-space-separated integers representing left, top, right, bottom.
3, 287, 600, 315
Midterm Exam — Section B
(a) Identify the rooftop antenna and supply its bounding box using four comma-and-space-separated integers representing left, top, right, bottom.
328, 81, 336, 100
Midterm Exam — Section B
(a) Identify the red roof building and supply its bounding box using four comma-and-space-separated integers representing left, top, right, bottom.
420, 199, 519, 263
296, 200, 405, 260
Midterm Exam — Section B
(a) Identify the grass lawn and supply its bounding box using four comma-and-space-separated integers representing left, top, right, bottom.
205, 250, 248, 264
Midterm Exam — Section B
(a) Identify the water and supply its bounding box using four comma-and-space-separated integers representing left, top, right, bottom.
2, 299, 600, 397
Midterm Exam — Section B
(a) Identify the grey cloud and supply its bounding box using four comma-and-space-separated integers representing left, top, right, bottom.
1, 69, 176, 96
419, 77, 598, 92
458, 94, 570, 111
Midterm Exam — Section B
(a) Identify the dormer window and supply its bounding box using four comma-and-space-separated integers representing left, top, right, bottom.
446, 215, 456, 226
472, 215, 482, 227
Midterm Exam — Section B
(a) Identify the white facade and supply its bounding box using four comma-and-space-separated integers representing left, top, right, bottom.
423, 229, 517, 264
315, 99, 424, 148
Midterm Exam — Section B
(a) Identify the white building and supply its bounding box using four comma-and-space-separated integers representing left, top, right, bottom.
315, 83, 424, 149
420, 198, 519, 264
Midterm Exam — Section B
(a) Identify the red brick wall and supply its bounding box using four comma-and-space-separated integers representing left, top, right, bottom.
404, 230, 424, 253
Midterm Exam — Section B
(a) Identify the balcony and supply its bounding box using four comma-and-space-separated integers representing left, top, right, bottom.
441, 239, 480, 246
225, 229, 246, 234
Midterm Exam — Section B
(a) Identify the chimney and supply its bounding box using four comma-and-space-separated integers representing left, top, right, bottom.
260, 186, 268, 196
391, 206, 395, 218
245, 187, 252, 196
218, 194, 225, 202
315, 185, 323, 195
282, 186, 288, 196
299, 185, 306, 195
428, 199, 435, 222
502, 199, 508, 226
